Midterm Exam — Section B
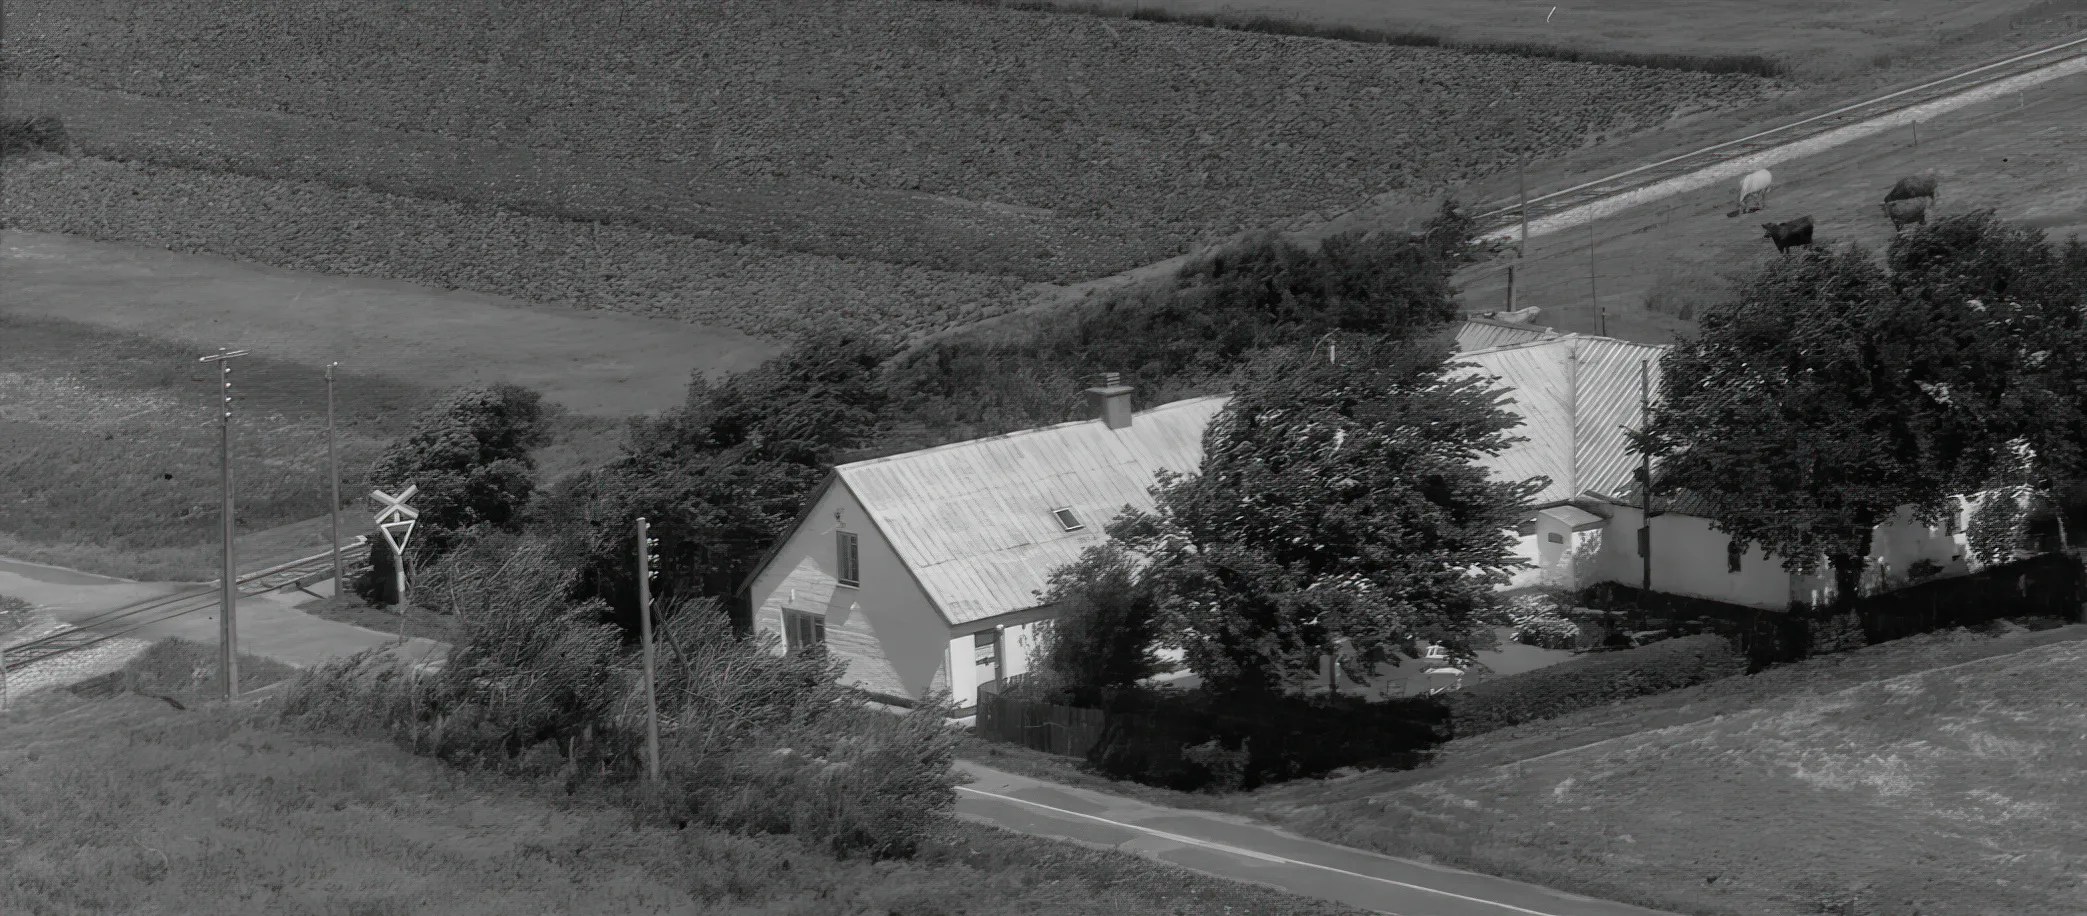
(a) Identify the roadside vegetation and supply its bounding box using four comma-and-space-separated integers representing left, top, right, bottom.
0, 640, 1378, 916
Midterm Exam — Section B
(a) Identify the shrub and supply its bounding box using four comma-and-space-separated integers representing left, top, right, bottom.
1443, 633, 1748, 737
1088, 688, 1448, 791
1025, 542, 1177, 707
280, 536, 962, 860
0, 115, 68, 157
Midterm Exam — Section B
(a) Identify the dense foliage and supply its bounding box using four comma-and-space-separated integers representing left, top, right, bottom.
1105, 331, 1542, 697
533, 328, 896, 629
1024, 542, 1179, 707
357, 384, 551, 604
1643, 216, 2087, 610
283, 535, 964, 860
1442, 634, 1749, 737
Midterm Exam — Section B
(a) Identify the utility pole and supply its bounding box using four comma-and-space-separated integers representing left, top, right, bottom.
327, 362, 343, 594
1640, 358, 1654, 597
638, 517, 662, 781
199, 347, 250, 698
1591, 218, 1604, 337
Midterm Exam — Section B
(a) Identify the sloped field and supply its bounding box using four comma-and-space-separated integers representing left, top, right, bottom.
1, 0, 1792, 281
1272, 632, 2087, 915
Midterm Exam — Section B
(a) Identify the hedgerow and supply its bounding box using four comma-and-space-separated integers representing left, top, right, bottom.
0, 157, 1030, 343
1443, 634, 1749, 737
9, 0, 1791, 280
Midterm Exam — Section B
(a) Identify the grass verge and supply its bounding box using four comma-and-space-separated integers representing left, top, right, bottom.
294, 593, 465, 646
1242, 622, 2087, 916
0, 666, 1376, 914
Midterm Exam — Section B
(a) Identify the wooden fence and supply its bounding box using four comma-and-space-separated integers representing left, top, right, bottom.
975, 675, 1107, 759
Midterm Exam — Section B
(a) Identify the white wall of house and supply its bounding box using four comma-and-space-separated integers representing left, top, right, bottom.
1596, 498, 1983, 609
748, 481, 951, 704
1596, 505, 1792, 609
946, 618, 1049, 710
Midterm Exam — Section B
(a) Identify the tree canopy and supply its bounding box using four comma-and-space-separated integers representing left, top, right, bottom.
1104, 331, 1540, 697
1641, 214, 2087, 606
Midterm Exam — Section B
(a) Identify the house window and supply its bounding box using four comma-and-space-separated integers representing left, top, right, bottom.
783, 609, 826, 651
1516, 519, 1538, 537
1052, 507, 1084, 532
1637, 526, 1650, 558
1547, 532, 1565, 544
1727, 539, 1744, 573
836, 530, 860, 587
973, 630, 1000, 666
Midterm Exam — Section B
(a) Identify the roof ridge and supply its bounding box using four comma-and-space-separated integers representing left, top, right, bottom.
836, 393, 1230, 471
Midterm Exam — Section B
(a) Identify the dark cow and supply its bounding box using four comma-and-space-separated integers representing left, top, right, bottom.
1885, 170, 1940, 204
1882, 197, 1929, 232
1762, 216, 1814, 255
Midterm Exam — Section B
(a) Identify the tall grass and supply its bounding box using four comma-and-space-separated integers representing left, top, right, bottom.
276, 535, 964, 859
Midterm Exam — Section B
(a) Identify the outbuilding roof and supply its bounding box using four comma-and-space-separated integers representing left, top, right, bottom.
1451, 334, 1669, 505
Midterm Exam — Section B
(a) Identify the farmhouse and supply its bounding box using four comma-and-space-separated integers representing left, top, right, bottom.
744, 321, 2009, 710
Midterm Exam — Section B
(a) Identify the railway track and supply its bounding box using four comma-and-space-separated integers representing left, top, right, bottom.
1466, 33, 2087, 246
1, 538, 371, 674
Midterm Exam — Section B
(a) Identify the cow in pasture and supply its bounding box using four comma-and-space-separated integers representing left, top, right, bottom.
1885, 169, 1940, 204
1735, 169, 1773, 214
1882, 197, 1929, 232
1485, 306, 1542, 324
1762, 216, 1814, 255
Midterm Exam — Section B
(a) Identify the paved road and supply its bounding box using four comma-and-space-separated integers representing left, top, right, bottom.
1, 557, 444, 671
954, 760, 1678, 916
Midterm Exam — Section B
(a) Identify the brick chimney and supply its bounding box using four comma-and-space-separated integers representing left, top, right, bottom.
1085, 372, 1135, 430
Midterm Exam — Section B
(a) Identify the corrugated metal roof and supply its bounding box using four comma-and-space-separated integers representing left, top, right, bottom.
1456, 317, 1562, 353
838, 396, 1227, 626
1454, 334, 1668, 505
832, 331, 1668, 626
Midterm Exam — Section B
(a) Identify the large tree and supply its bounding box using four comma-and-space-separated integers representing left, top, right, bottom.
360, 383, 552, 603
1105, 331, 1541, 697
1639, 222, 2087, 610
535, 327, 895, 631
1886, 212, 2087, 521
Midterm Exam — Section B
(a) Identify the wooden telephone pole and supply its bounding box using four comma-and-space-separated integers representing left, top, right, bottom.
199, 347, 250, 698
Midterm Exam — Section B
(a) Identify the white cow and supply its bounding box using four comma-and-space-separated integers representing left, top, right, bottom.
1486, 306, 1542, 324
1737, 169, 1773, 213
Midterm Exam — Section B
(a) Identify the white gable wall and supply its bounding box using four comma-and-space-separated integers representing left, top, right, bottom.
748, 480, 951, 704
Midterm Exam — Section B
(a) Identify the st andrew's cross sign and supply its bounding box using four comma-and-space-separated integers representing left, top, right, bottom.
371, 485, 419, 555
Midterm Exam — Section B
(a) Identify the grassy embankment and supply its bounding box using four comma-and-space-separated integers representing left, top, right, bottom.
0, 638, 1377, 916
962, 621, 2087, 916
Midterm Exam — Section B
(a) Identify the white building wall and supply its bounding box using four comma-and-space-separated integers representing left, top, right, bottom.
747, 481, 951, 703
1596, 497, 1984, 609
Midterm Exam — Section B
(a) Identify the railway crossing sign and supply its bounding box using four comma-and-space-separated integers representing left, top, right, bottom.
371, 485, 419, 555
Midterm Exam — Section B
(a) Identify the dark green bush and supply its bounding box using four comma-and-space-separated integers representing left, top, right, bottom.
0, 115, 68, 157
1087, 688, 1449, 791
1443, 634, 1748, 737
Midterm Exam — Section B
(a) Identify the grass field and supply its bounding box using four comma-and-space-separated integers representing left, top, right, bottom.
960, 0, 2082, 80
2, 0, 1790, 283
0, 642, 1377, 916
956, 623, 2087, 914
1442, 69, 2087, 344
1242, 623, 2087, 916
0, 311, 638, 581
0, 313, 423, 580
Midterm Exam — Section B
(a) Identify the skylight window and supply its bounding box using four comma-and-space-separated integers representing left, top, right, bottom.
1052, 507, 1084, 531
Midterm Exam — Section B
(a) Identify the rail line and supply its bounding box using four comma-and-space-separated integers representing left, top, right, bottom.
1466, 33, 2087, 246
1, 538, 371, 674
